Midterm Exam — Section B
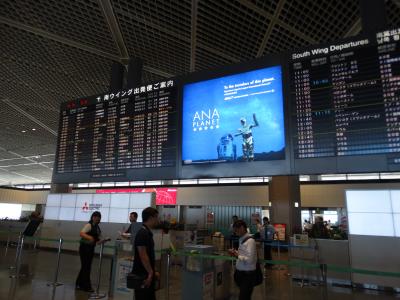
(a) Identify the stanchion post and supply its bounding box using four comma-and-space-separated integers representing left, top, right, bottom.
277, 239, 282, 270
10, 234, 24, 278
4, 229, 11, 257
165, 250, 171, 300
89, 241, 107, 299
8, 232, 22, 270
47, 237, 64, 287
300, 246, 306, 287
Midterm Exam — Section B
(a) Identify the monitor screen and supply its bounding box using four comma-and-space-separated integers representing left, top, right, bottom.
290, 28, 400, 174
182, 65, 285, 164
53, 79, 178, 183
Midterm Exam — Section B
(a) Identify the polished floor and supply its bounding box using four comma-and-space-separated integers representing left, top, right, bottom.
0, 244, 398, 300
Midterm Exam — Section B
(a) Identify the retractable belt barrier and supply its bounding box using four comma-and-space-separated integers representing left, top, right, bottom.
162, 249, 400, 278
1, 232, 400, 282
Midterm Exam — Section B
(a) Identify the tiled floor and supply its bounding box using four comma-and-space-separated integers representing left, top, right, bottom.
0, 244, 399, 300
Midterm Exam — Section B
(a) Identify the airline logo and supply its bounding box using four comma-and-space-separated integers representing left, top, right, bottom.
82, 202, 102, 212
82, 202, 89, 211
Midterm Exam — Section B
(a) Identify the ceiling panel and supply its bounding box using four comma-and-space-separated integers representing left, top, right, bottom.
0, 0, 398, 185
0, 0, 119, 55
196, 0, 270, 61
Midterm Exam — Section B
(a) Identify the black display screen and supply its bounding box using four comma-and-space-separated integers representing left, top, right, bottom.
290, 28, 400, 172
53, 80, 178, 183
53, 27, 400, 183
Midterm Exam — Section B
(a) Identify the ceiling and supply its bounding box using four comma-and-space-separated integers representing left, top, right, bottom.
0, 0, 399, 186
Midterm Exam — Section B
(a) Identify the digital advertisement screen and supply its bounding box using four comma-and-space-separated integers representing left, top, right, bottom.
182, 66, 285, 164
96, 188, 177, 205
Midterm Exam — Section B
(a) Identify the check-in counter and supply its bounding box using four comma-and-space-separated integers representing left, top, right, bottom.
110, 240, 134, 299
214, 256, 232, 300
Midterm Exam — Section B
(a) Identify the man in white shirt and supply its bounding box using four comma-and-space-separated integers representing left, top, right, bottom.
229, 220, 257, 300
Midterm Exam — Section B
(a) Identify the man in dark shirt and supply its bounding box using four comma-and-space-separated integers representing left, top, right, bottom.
125, 211, 138, 234
132, 207, 159, 300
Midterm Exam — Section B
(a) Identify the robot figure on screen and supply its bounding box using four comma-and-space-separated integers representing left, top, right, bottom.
234, 113, 259, 161
217, 134, 237, 161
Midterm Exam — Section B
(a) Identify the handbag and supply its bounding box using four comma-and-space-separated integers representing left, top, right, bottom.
126, 272, 147, 290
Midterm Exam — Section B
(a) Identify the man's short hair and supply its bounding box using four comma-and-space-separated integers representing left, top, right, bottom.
130, 211, 138, 218
263, 217, 269, 222
233, 219, 247, 230
232, 215, 238, 219
142, 207, 158, 222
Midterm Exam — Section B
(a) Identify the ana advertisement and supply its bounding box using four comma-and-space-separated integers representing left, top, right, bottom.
182, 65, 285, 164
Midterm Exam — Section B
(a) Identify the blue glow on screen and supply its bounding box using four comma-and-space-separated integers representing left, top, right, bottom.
182, 65, 285, 164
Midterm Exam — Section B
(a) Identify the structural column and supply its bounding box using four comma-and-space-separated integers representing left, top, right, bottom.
50, 183, 71, 194
268, 175, 301, 241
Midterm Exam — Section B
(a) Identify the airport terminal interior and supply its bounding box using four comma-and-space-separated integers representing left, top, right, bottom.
1, 0, 400, 299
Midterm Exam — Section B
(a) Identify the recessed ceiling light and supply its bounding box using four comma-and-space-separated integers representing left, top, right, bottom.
21, 130, 26, 133
32, 128, 36, 131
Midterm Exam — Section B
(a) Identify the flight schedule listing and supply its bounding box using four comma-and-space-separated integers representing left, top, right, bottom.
55, 80, 177, 178
291, 28, 400, 159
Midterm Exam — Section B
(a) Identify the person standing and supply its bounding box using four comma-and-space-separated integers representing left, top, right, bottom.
310, 216, 330, 239
125, 211, 138, 234
122, 212, 140, 247
131, 207, 160, 300
262, 217, 276, 269
76, 211, 102, 292
229, 220, 257, 300
254, 218, 263, 239
230, 215, 239, 249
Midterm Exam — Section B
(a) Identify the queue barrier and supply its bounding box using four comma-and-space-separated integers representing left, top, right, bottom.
1, 231, 400, 299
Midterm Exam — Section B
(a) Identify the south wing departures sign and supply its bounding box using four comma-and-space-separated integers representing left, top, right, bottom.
290, 28, 400, 173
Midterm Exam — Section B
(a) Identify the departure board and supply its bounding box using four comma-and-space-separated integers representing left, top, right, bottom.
291, 28, 400, 163
53, 80, 177, 183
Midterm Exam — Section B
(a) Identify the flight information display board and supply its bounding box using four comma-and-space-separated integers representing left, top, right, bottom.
291, 28, 400, 173
53, 80, 177, 183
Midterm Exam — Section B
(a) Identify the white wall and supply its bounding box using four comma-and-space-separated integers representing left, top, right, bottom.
300, 182, 400, 207
0, 188, 48, 204
177, 185, 269, 206
4, 181, 400, 210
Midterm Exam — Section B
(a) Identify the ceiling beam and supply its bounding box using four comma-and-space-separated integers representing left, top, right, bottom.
0, 146, 52, 171
2, 99, 57, 136
238, 0, 317, 44
344, 18, 362, 37
143, 66, 174, 78
0, 154, 55, 162
190, 0, 199, 72
114, 7, 240, 64
0, 59, 65, 112
0, 168, 43, 183
0, 16, 170, 78
0, 16, 121, 61
0, 161, 54, 168
256, 0, 286, 57
98, 0, 130, 64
